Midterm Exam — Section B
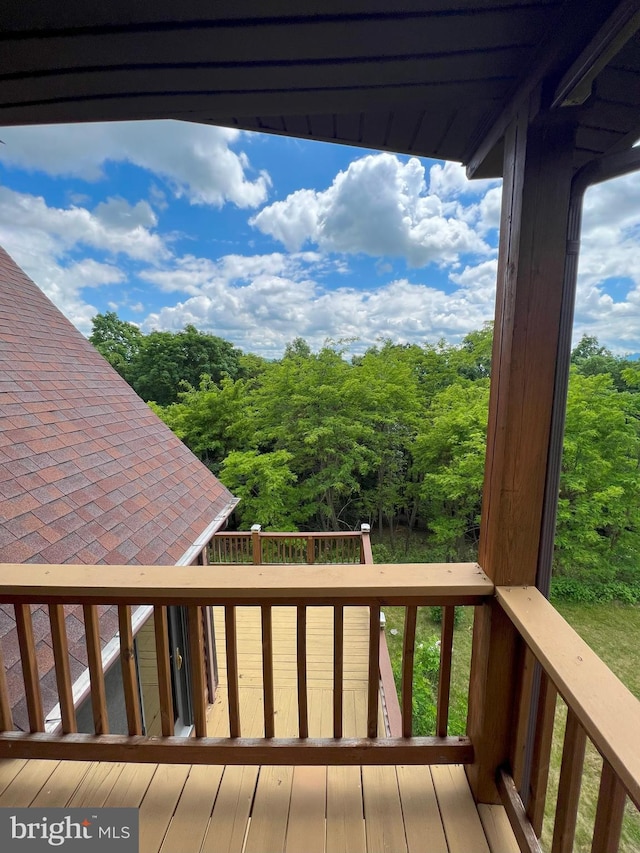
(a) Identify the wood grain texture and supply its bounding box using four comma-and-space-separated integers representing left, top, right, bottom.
296, 606, 308, 738
432, 764, 491, 853
118, 605, 142, 736
396, 764, 448, 853
187, 606, 208, 738
0, 561, 492, 604
496, 768, 542, 853
0, 731, 473, 765
497, 585, 640, 810
14, 604, 44, 733
83, 604, 109, 735
0, 631, 14, 731
334, 605, 344, 738
362, 765, 408, 853
49, 604, 77, 734
261, 604, 274, 738
367, 605, 380, 738
437, 605, 455, 737
285, 766, 326, 853
591, 760, 627, 853
527, 670, 557, 836
402, 606, 418, 738
477, 804, 520, 853
552, 708, 586, 853
153, 607, 174, 738
224, 606, 241, 737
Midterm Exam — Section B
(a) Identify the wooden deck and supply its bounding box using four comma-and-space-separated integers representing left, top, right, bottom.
0, 606, 518, 853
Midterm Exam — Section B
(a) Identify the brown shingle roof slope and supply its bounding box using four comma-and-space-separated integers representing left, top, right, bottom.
0, 245, 237, 565
0, 246, 238, 730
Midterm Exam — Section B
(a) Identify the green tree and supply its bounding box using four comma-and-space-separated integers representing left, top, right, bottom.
413, 380, 490, 560
219, 450, 300, 529
89, 312, 143, 382
130, 325, 243, 405
555, 369, 640, 583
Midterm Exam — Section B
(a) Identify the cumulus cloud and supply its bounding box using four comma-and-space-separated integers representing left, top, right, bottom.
251, 153, 491, 266
0, 121, 270, 209
0, 187, 165, 332
0, 187, 167, 263
141, 251, 497, 357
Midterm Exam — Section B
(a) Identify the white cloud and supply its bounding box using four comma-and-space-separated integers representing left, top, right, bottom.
0, 187, 163, 333
142, 251, 497, 357
428, 160, 499, 199
572, 172, 640, 353
0, 187, 167, 263
251, 153, 491, 266
0, 121, 270, 209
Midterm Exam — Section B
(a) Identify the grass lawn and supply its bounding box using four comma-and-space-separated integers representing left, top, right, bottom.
381, 600, 640, 852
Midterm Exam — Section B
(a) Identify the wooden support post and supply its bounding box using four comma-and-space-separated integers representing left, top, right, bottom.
251, 524, 262, 565
467, 105, 576, 803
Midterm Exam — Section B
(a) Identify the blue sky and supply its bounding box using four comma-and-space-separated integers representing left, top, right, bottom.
0, 120, 639, 358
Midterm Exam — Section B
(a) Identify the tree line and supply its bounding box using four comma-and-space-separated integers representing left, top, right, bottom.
91, 313, 640, 600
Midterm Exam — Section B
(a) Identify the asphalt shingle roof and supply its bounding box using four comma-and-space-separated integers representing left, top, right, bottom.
0, 246, 238, 729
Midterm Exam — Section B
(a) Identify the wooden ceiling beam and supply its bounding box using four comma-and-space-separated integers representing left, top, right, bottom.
551, 0, 640, 107
464, 0, 624, 178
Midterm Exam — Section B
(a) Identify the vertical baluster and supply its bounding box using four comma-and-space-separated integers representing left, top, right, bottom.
262, 605, 274, 737
15, 604, 44, 732
591, 760, 626, 853
153, 605, 174, 737
402, 606, 417, 738
436, 605, 455, 737
552, 707, 586, 853
333, 605, 344, 738
297, 606, 308, 738
49, 604, 77, 733
117, 605, 142, 735
188, 606, 208, 737
528, 670, 557, 836
83, 605, 109, 734
512, 644, 537, 789
367, 605, 381, 738
225, 606, 241, 737
0, 635, 13, 731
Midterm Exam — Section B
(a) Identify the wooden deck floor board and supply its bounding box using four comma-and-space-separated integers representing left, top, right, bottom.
285, 766, 327, 853
30, 760, 91, 807
432, 764, 491, 853
362, 765, 408, 853
160, 764, 224, 853
396, 764, 448, 853
138, 764, 190, 853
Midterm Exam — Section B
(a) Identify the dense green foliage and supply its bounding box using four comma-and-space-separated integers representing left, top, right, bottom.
90, 314, 640, 593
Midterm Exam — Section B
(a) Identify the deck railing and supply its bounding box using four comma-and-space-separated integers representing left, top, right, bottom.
496, 586, 640, 853
0, 561, 487, 766
210, 525, 372, 565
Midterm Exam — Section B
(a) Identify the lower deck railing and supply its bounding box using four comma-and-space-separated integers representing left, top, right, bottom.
210, 527, 372, 565
0, 561, 487, 767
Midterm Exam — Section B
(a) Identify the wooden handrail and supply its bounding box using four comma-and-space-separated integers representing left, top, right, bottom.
497, 585, 640, 812
0, 562, 492, 606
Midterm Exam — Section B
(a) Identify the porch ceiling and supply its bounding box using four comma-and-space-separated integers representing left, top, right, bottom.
1, 1, 639, 177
